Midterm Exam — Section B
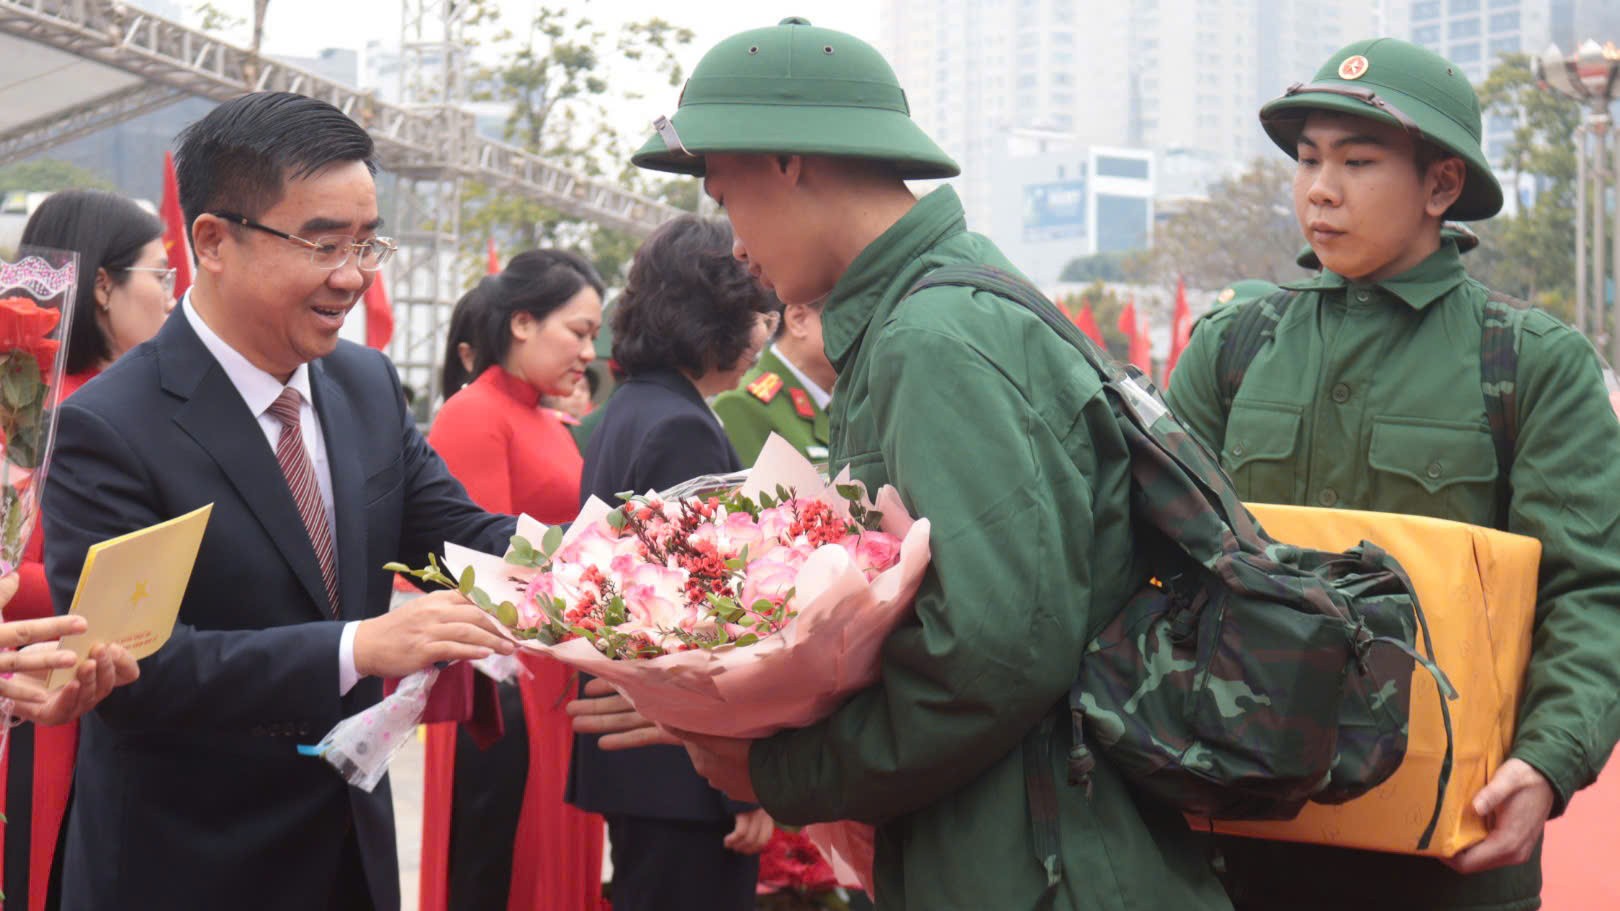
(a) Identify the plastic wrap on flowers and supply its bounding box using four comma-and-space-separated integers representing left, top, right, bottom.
423, 435, 919, 894
301, 667, 438, 792
438, 437, 931, 740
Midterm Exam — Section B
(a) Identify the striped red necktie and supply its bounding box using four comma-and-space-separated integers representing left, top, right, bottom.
266, 387, 340, 618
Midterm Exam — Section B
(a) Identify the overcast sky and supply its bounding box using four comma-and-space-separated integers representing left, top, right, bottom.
228, 1, 882, 155
254, 1, 880, 61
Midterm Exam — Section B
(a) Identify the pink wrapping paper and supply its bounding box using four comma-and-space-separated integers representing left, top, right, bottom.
441, 435, 918, 894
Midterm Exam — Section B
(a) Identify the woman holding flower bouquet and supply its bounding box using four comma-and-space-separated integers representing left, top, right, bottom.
422, 251, 606, 911
3, 189, 172, 911
570, 214, 780, 911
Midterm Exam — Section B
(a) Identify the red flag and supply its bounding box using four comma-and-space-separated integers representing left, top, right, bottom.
363, 272, 393, 350
487, 237, 500, 275
1118, 299, 1152, 372
160, 151, 192, 300
1074, 302, 1104, 345
1165, 276, 1193, 385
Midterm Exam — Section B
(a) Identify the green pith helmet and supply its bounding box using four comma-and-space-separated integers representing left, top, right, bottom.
1260, 38, 1502, 221
1212, 279, 1282, 309
631, 17, 958, 179
1295, 222, 1481, 270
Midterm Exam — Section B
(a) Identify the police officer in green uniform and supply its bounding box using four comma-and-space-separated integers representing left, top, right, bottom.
1165, 38, 1620, 911
713, 298, 834, 464
575, 16, 1233, 911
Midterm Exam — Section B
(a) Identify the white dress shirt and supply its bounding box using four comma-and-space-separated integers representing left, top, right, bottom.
180, 296, 360, 695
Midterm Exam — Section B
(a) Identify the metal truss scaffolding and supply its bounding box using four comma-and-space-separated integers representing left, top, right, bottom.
0, 0, 681, 400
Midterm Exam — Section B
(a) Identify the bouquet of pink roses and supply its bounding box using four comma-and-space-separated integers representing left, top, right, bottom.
422, 435, 931, 739
311, 438, 924, 892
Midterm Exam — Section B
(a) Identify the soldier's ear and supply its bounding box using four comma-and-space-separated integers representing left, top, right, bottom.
1424, 156, 1466, 219
773, 154, 804, 186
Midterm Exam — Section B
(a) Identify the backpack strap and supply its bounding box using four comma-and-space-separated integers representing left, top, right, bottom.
1214, 290, 1298, 410
1480, 292, 1528, 531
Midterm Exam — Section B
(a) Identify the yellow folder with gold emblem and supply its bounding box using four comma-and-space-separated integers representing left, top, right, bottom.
45, 504, 213, 690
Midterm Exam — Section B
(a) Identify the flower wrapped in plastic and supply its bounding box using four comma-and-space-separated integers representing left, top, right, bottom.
0, 248, 77, 753
447, 455, 930, 739
310, 436, 922, 889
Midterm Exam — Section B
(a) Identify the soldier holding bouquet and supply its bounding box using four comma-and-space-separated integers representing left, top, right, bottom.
576, 17, 1233, 911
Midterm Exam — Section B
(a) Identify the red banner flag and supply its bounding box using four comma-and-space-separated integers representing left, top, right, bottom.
1165, 276, 1193, 385
1074, 302, 1105, 345
1119, 299, 1152, 372
160, 150, 192, 300
487, 237, 500, 275
363, 272, 393, 350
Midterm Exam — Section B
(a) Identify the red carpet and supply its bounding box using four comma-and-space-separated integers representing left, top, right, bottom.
1542, 759, 1619, 910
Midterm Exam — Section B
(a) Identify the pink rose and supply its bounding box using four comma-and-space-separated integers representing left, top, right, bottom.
555, 524, 625, 568
740, 556, 801, 609
853, 531, 902, 577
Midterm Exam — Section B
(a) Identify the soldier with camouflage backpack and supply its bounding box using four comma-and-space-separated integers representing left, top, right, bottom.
1165, 38, 1620, 911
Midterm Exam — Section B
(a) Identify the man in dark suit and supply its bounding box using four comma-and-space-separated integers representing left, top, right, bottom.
42, 92, 517, 911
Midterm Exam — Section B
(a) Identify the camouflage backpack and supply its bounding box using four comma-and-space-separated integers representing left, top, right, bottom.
903, 267, 1458, 872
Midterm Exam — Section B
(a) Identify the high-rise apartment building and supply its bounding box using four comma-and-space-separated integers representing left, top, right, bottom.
1388, 0, 1620, 165
881, 0, 1374, 233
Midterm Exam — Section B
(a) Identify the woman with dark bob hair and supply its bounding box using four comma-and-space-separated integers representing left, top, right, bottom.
3, 188, 171, 909
421, 249, 606, 911
569, 214, 780, 911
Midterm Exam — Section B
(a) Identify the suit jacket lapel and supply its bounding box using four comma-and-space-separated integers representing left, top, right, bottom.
309, 363, 366, 620
160, 315, 331, 618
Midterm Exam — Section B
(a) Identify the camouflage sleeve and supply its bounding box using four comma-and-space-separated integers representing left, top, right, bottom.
1502, 314, 1620, 814
1162, 307, 1239, 454
749, 320, 1109, 824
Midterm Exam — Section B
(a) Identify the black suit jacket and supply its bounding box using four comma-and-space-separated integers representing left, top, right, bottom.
42, 312, 514, 910
568, 369, 756, 822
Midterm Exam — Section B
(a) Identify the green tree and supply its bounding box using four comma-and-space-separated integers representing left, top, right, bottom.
0, 160, 117, 194
460, 4, 698, 282
1133, 158, 1302, 289
1059, 250, 1133, 283
1468, 53, 1582, 322
1054, 280, 1138, 362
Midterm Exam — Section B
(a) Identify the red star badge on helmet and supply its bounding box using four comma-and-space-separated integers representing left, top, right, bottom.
1338, 55, 1369, 80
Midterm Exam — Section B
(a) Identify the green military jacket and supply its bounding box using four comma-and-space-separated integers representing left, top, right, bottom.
1164, 241, 1620, 911
749, 188, 1231, 910
713, 346, 831, 465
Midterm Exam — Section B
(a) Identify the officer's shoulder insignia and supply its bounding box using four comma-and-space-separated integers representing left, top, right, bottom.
1338, 54, 1369, 80
748, 372, 783, 403
789, 388, 815, 419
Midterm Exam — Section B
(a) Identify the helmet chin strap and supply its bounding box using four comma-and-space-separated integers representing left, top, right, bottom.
653, 116, 693, 157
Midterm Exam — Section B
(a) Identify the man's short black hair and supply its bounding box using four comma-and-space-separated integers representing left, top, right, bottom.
612, 215, 779, 378
175, 92, 377, 243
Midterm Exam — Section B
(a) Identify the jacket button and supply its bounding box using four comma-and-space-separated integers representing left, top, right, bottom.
1231, 444, 1246, 458
1318, 488, 1339, 507
1426, 462, 1443, 479
1356, 291, 1370, 303
1331, 383, 1351, 403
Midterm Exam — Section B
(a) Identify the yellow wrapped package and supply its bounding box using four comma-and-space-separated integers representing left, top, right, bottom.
1193, 503, 1540, 858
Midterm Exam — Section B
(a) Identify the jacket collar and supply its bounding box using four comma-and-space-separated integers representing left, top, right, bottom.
1283, 237, 1469, 311
629, 367, 710, 411
821, 186, 968, 372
